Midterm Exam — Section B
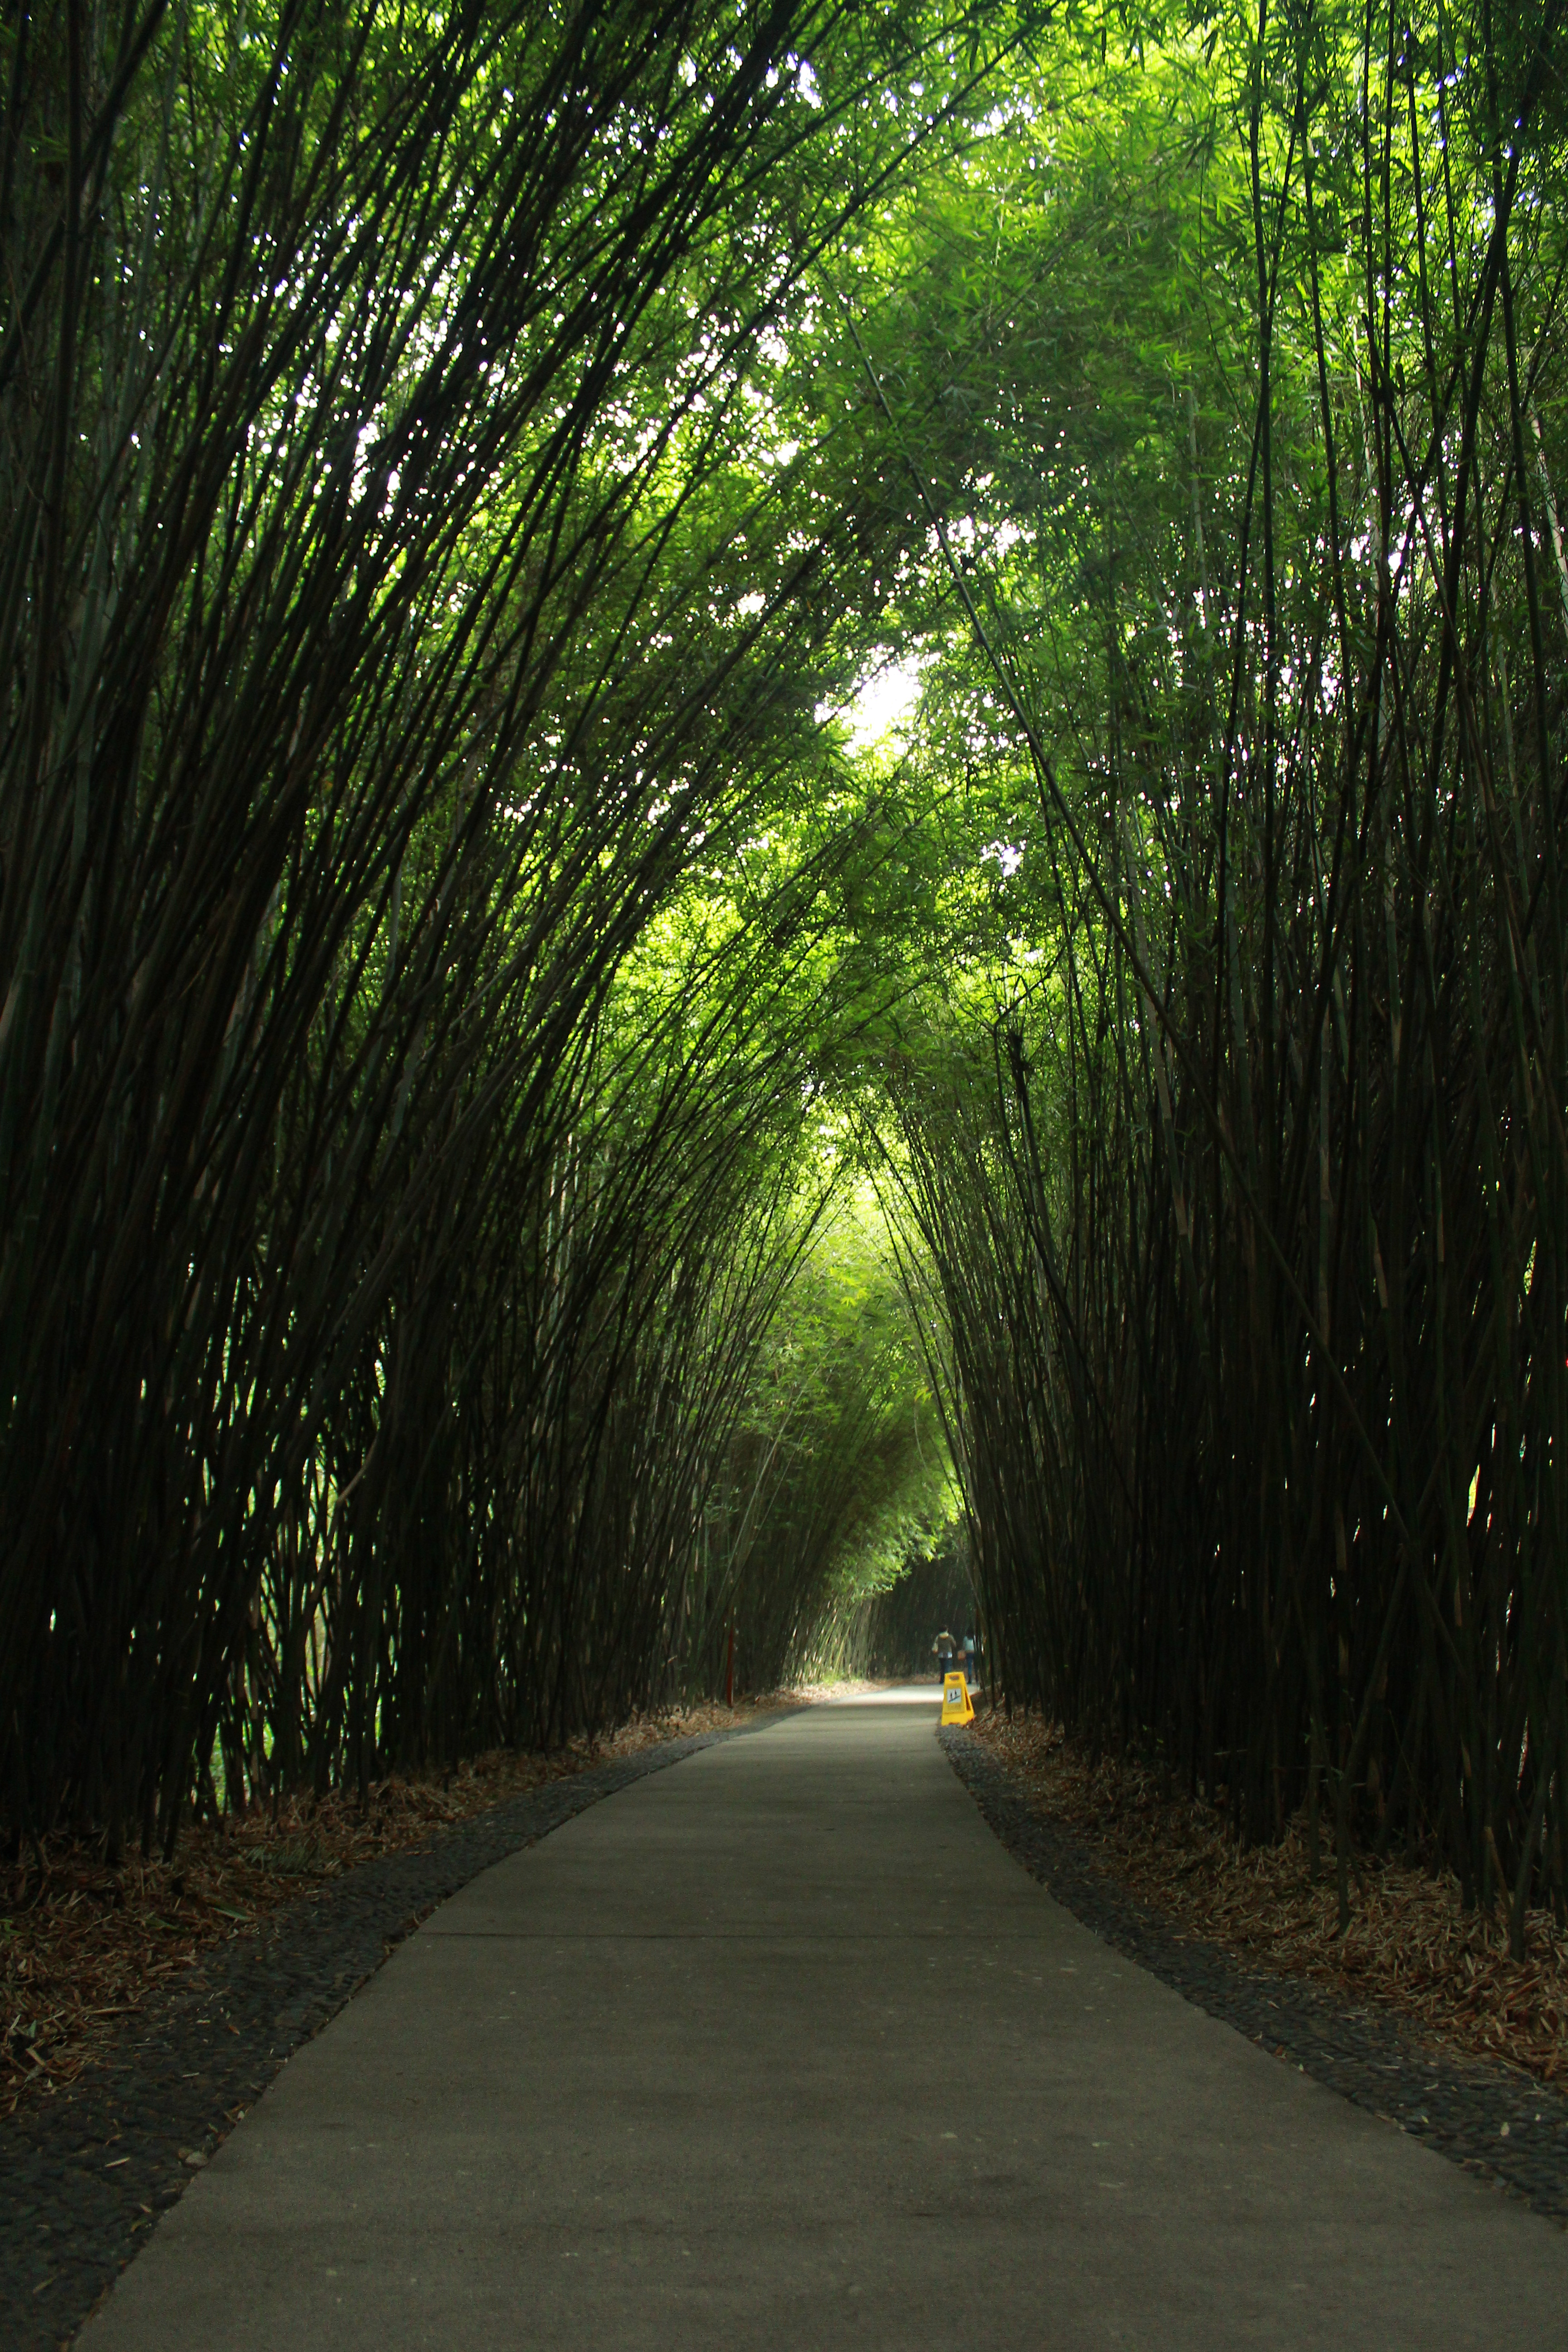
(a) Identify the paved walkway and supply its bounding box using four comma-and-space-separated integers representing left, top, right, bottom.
82, 1693, 1568, 2349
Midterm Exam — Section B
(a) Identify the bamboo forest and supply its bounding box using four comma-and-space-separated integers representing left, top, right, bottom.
4, 0, 1567, 1963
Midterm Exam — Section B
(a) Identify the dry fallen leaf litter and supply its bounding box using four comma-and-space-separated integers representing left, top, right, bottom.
974, 1706, 1568, 2086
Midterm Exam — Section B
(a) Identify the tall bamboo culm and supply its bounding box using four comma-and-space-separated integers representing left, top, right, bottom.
0, 0, 986, 1855
887, 0, 1568, 1952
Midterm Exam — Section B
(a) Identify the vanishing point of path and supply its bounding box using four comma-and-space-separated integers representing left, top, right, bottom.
81, 1693, 1568, 2350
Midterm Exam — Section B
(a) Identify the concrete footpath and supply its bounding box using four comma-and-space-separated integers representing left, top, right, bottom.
81, 1692, 1568, 2350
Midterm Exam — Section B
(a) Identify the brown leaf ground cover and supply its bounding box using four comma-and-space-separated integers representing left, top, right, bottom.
974, 1706, 1568, 2085
2, 1696, 793, 2119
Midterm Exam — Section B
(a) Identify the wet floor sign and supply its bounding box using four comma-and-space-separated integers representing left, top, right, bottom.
941, 1671, 974, 1725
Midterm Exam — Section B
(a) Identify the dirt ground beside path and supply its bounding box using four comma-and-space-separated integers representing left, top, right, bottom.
2, 1694, 795, 2120
975, 1705, 1568, 2088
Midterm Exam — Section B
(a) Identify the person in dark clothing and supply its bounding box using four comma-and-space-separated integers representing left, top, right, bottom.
932, 1629, 956, 1681
962, 1631, 977, 1688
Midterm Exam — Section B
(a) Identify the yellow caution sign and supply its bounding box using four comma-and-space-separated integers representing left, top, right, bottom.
941, 1671, 974, 1724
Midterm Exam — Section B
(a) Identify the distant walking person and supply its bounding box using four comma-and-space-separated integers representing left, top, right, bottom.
962, 1631, 976, 1688
932, 1629, 955, 1681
